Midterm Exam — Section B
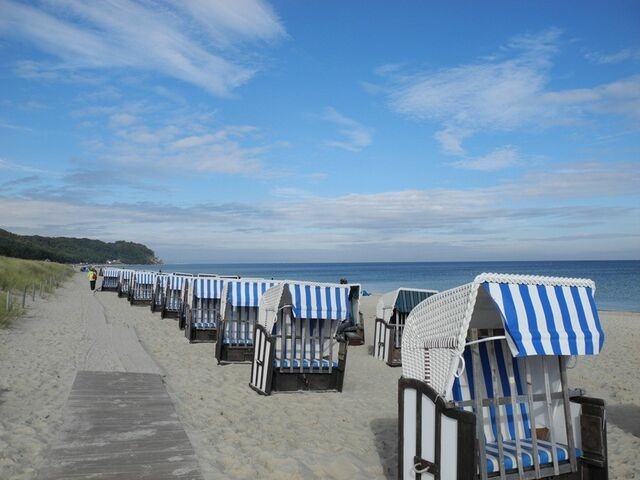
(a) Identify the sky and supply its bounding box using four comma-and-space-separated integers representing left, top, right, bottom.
0, 0, 639, 263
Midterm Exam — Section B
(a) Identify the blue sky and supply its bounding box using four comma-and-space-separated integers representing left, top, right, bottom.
0, 0, 639, 263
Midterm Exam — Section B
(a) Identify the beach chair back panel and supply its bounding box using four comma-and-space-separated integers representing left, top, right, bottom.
225, 307, 258, 345
452, 337, 576, 477
482, 281, 604, 357
251, 323, 275, 395
225, 280, 278, 344
194, 297, 220, 324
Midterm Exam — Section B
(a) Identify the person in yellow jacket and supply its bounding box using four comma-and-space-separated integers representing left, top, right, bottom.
88, 267, 98, 292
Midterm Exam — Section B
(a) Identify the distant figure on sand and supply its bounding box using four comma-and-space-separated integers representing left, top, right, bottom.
88, 268, 97, 292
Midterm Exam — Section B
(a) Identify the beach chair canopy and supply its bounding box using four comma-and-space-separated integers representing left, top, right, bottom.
401, 273, 605, 398
193, 277, 224, 300
102, 268, 121, 278
133, 271, 156, 285
167, 274, 187, 290
376, 288, 438, 321
220, 279, 279, 318
119, 269, 134, 280
258, 282, 352, 333
155, 274, 168, 288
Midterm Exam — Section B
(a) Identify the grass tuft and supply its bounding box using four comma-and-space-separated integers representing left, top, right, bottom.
0, 256, 73, 328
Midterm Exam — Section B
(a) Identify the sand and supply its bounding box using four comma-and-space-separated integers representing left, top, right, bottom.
0, 272, 638, 479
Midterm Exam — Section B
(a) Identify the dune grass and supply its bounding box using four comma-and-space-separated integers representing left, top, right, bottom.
0, 256, 73, 328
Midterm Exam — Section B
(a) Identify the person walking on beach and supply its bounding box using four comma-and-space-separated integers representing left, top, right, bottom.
88, 268, 97, 293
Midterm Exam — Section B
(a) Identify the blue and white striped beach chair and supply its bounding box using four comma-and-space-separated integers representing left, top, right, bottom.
398, 273, 608, 480
150, 273, 168, 313
129, 271, 157, 305
184, 277, 224, 343
100, 267, 121, 292
215, 279, 279, 364
250, 281, 358, 395
374, 288, 438, 366
157, 273, 189, 318
117, 269, 134, 298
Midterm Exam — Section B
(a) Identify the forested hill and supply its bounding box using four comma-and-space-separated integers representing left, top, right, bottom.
0, 228, 161, 264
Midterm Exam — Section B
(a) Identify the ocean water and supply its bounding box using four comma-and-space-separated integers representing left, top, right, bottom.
126, 260, 640, 312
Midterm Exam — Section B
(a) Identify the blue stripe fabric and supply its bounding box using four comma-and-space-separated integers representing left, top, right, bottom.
483, 282, 603, 357
289, 283, 351, 320
194, 278, 224, 300
228, 280, 277, 307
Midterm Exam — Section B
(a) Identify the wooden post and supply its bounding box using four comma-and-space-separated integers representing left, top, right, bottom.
32, 284, 36, 301
22, 286, 27, 308
5, 290, 9, 312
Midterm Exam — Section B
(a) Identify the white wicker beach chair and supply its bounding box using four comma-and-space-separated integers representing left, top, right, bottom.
100, 267, 122, 292
398, 273, 607, 480
249, 281, 358, 395
116, 269, 135, 298
157, 273, 190, 318
184, 277, 224, 343
215, 279, 279, 364
374, 288, 438, 366
129, 271, 157, 305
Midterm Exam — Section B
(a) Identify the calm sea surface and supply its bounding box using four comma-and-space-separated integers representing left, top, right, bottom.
125, 261, 640, 312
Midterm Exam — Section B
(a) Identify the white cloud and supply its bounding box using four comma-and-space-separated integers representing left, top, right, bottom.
109, 113, 136, 128
322, 107, 373, 152
381, 29, 640, 157
3, 160, 636, 261
585, 47, 640, 65
453, 145, 520, 171
0, 0, 286, 96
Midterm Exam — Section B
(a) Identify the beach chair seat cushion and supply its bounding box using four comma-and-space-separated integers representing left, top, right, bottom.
485, 439, 581, 473
192, 322, 216, 329
273, 358, 339, 369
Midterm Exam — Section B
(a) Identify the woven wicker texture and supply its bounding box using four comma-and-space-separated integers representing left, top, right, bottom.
401, 272, 597, 397
257, 284, 288, 331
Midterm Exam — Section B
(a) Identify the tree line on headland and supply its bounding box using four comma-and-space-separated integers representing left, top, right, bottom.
0, 228, 161, 265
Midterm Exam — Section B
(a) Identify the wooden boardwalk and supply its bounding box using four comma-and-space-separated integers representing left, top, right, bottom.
38, 371, 203, 480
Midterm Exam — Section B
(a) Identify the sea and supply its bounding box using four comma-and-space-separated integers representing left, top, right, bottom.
123, 260, 640, 313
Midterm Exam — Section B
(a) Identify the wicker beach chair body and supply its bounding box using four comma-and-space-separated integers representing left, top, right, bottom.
184, 277, 224, 343
398, 273, 608, 480
250, 282, 357, 395
150, 274, 168, 313
129, 271, 157, 305
215, 279, 279, 364
158, 274, 189, 318
117, 269, 134, 298
374, 288, 438, 366
100, 267, 122, 292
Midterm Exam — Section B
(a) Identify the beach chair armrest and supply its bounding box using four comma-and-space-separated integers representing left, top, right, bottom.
570, 396, 608, 471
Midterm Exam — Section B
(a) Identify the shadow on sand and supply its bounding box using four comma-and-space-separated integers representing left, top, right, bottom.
370, 417, 398, 480
607, 404, 640, 438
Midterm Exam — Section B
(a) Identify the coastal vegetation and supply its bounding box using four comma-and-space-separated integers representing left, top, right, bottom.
0, 256, 73, 328
0, 228, 160, 265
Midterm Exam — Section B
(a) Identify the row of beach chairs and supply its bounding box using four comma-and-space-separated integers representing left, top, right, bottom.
98, 267, 608, 479
98, 268, 361, 396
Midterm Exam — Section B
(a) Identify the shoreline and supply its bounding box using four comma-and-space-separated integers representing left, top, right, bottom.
0, 272, 638, 479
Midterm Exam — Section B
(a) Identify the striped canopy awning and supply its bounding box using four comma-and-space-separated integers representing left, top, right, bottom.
156, 274, 168, 287
395, 289, 437, 313
168, 275, 187, 290
102, 268, 120, 278
134, 272, 156, 285
229, 280, 278, 307
290, 283, 351, 321
482, 279, 604, 357
120, 270, 133, 280
193, 278, 224, 299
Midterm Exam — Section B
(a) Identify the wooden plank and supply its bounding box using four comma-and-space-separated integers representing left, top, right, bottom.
38, 371, 203, 480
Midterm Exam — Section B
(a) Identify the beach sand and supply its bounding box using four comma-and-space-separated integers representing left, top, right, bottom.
0, 272, 638, 479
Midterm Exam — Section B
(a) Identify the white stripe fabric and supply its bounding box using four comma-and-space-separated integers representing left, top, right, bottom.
290, 283, 351, 320
229, 280, 278, 308
483, 281, 604, 357
134, 272, 156, 285
169, 275, 187, 290
194, 278, 224, 300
